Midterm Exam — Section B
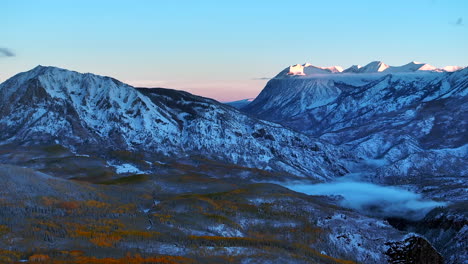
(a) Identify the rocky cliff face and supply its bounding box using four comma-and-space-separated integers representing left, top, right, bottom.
388, 203, 468, 264
386, 235, 444, 264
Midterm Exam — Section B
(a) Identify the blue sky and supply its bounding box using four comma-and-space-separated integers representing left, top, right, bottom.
1, 0, 467, 101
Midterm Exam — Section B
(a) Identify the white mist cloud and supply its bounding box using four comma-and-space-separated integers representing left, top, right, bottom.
286, 181, 446, 220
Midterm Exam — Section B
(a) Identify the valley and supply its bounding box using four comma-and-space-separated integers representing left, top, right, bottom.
0, 63, 465, 263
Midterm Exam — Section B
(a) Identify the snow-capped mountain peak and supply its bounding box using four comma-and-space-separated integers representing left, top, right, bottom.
442, 65, 465, 72
319, 65, 344, 73
343, 64, 362, 73
288, 63, 344, 75
285, 61, 465, 77
384, 61, 436, 73
359, 61, 390, 73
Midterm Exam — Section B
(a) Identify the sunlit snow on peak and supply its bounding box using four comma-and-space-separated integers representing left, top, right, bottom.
285, 61, 464, 77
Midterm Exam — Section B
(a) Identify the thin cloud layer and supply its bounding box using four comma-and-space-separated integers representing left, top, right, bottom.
0, 48, 15, 57
286, 181, 446, 220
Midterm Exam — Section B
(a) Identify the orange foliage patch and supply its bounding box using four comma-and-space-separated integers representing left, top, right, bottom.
153, 213, 173, 223
42, 196, 60, 207
70, 255, 193, 264
112, 203, 137, 214
188, 235, 259, 244
0, 224, 9, 235
29, 254, 51, 262
40, 197, 131, 213
60, 250, 84, 257
66, 219, 158, 248
31, 253, 194, 264
0, 249, 21, 262
89, 233, 122, 247
58, 201, 80, 211
83, 200, 110, 209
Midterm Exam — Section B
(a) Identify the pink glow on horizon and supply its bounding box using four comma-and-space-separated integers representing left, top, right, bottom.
126, 79, 269, 102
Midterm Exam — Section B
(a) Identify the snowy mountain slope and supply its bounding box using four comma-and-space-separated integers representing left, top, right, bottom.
0, 66, 349, 180
138, 87, 350, 179
243, 62, 468, 182
0, 66, 181, 151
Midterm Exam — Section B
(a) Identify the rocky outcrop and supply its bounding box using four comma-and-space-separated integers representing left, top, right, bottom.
386, 235, 444, 264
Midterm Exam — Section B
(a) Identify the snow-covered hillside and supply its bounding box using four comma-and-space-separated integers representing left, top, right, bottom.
0, 66, 349, 180
244, 61, 467, 185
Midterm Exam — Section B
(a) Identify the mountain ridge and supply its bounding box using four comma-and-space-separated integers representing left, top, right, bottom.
244, 63, 468, 188
0, 65, 350, 180
286, 61, 465, 76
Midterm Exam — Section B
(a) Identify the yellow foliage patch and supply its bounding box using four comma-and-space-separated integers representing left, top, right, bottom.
112, 203, 137, 214
0, 224, 9, 235
0, 249, 21, 262
83, 200, 110, 209
66, 219, 158, 248
153, 213, 173, 223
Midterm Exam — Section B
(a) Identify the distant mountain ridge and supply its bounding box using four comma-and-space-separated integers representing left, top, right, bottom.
286, 61, 465, 76
225, 98, 255, 109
